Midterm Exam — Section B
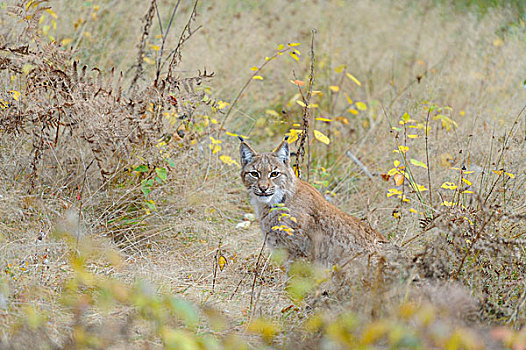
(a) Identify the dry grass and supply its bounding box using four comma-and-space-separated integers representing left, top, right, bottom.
0, 0, 525, 348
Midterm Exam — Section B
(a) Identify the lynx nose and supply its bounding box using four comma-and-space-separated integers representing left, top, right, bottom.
259, 184, 269, 192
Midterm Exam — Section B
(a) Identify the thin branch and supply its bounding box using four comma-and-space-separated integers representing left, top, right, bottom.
295, 29, 316, 181
154, 0, 182, 86
249, 232, 268, 317
424, 108, 432, 205
217, 45, 295, 135
129, 0, 156, 92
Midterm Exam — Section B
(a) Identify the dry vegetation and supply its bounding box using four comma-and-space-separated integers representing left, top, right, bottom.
0, 0, 525, 349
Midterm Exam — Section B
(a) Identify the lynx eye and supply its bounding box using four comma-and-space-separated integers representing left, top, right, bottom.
269, 171, 280, 178
248, 171, 260, 178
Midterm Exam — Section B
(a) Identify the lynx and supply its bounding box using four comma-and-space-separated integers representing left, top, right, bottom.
239, 137, 387, 267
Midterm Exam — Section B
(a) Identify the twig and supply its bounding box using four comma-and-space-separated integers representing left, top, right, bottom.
484, 103, 526, 205
212, 238, 222, 292
129, 0, 156, 92
345, 150, 373, 180
154, 0, 182, 86
217, 45, 296, 135
508, 281, 526, 324
424, 108, 432, 205
166, 0, 200, 79
452, 210, 495, 280
249, 232, 268, 317
295, 29, 316, 182
76, 158, 96, 252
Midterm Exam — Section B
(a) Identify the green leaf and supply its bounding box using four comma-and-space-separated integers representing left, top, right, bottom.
155, 167, 167, 180
402, 112, 410, 122
145, 200, 156, 211
167, 297, 199, 329
166, 158, 176, 167
409, 159, 428, 169
141, 179, 152, 195
134, 164, 149, 172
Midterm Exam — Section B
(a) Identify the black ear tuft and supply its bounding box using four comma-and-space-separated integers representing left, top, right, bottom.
240, 141, 256, 166
274, 139, 290, 164
238, 136, 244, 142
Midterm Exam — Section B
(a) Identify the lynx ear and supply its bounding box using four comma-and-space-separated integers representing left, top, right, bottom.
274, 136, 290, 164
240, 139, 257, 166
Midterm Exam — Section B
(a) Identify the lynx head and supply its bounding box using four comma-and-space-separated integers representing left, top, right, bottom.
239, 137, 297, 206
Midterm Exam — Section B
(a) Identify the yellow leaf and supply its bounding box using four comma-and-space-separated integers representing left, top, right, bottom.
441, 201, 456, 207
414, 184, 428, 192
247, 318, 279, 343
296, 100, 306, 107
313, 130, 330, 145
394, 160, 400, 167
250, 66, 258, 71
311, 90, 323, 96
346, 73, 362, 86
348, 108, 359, 115
334, 64, 347, 73
287, 42, 301, 47
276, 44, 285, 50
219, 155, 239, 166
343, 92, 353, 105
265, 109, 279, 117
315, 117, 333, 122
149, 44, 160, 51
287, 129, 303, 143
409, 208, 418, 214
387, 188, 403, 198
335, 116, 349, 125
216, 100, 229, 109
441, 182, 457, 190
355, 102, 367, 111
252, 75, 263, 80
209, 136, 222, 144
61, 37, 73, 46
144, 57, 154, 65
329, 85, 340, 92
289, 52, 300, 62
462, 178, 472, 186
407, 134, 419, 139
493, 38, 504, 47
210, 144, 221, 154
504, 172, 515, 179
45, 9, 57, 19
393, 146, 409, 153
22, 64, 34, 75
8, 90, 21, 101
218, 255, 227, 271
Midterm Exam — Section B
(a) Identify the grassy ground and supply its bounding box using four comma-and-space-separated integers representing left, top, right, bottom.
1, 0, 525, 348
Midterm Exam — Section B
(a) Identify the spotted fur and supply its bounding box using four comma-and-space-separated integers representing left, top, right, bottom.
240, 138, 387, 267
